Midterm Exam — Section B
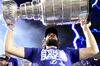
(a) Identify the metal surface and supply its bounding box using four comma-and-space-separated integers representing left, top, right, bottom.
41, 0, 89, 25
2, 0, 89, 26
3, 0, 17, 24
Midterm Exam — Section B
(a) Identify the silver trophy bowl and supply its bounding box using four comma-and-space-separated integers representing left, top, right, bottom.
41, 0, 89, 25
2, 0, 17, 24
2, 0, 89, 26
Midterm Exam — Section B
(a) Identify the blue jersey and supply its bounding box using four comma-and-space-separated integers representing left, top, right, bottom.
8, 57, 18, 66
24, 47, 79, 66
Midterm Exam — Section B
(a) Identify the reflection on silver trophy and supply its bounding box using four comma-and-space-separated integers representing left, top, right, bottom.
2, 0, 89, 26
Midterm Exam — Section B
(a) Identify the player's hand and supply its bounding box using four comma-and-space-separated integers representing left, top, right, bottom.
6, 19, 15, 30
80, 17, 91, 29
7, 23, 15, 30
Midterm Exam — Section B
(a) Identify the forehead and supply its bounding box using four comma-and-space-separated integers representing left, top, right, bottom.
47, 33, 57, 35
45, 33, 58, 39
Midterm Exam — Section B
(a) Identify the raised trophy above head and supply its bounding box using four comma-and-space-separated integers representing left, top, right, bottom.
2, 0, 89, 26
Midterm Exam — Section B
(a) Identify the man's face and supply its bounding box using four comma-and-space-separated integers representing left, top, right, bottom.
45, 33, 58, 41
44, 33, 59, 47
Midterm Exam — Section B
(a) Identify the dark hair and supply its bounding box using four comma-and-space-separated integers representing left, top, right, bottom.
0, 55, 9, 61
45, 27, 58, 37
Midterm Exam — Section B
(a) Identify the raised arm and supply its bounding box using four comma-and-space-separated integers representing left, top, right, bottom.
79, 18, 99, 60
4, 24, 25, 58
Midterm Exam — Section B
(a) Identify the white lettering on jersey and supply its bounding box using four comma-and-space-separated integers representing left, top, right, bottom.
41, 49, 67, 61
50, 60, 57, 64
59, 50, 67, 61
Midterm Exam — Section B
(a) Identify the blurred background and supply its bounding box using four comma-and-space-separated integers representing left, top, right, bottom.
0, 0, 100, 66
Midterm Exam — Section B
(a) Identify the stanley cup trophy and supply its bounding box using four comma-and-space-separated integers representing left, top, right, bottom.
2, 0, 89, 26
3, 0, 17, 25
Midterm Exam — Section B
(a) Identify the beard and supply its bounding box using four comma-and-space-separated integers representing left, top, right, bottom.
46, 39, 59, 47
